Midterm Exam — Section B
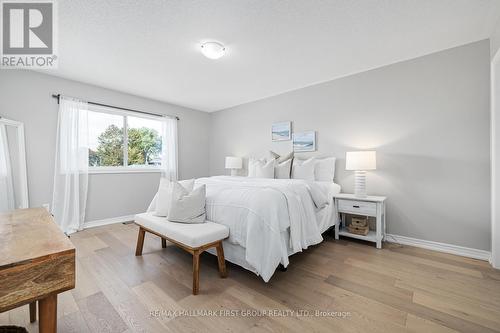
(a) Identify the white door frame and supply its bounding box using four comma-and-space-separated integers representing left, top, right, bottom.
492, 50, 500, 269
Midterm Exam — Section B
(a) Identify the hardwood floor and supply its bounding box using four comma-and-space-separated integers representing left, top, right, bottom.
1, 222, 500, 332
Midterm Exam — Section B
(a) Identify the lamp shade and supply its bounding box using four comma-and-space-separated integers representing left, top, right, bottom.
225, 156, 242, 169
345, 151, 376, 171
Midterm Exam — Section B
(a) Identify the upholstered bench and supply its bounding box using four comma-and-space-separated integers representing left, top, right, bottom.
134, 213, 229, 295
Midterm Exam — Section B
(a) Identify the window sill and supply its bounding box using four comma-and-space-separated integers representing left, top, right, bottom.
89, 167, 162, 174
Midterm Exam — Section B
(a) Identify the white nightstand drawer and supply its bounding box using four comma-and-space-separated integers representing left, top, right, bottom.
338, 199, 377, 216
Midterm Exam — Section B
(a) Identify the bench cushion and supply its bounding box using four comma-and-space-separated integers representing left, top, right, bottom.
135, 213, 229, 248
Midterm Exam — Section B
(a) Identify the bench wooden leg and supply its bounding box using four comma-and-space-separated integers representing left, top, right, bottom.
29, 301, 36, 323
161, 238, 167, 248
135, 227, 146, 256
192, 250, 200, 295
215, 242, 227, 278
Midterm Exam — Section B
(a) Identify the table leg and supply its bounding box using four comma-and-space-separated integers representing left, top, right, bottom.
39, 294, 57, 333
334, 201, 340, 240
29, 301, 36, 323
376, 204, 382, 249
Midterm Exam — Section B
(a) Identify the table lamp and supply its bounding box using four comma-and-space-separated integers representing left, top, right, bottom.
225, 156, 242, 176
345, 151, 376, 198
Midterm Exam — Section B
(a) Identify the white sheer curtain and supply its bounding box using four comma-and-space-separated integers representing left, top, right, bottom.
161, 117, 178, 181
0, 124, 15, 212
52, 97, 89, 234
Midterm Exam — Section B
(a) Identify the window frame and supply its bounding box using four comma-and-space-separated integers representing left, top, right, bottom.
87, 105, 164, 174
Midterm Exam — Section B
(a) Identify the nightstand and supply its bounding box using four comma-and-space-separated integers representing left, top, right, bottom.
334, 193, 387, 248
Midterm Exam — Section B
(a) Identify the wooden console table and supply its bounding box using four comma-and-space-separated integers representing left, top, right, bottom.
0, 208, 75, 332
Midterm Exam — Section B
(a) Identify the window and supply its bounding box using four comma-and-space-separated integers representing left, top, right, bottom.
127, 116, 162, 167
88, 106, 164, 172
88, 111, 124, 167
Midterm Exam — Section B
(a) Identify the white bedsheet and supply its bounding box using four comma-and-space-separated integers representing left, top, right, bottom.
195, 176, 340, 282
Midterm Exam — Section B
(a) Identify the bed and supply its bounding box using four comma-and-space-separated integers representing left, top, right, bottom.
191, 176, 341, 282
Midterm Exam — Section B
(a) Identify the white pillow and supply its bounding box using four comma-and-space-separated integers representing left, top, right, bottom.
268, 151, 294, 163
248, 158, 263, 177
248, 158, 275, 178
292, 157, 316, 181
315, 181, 342, 197
257, 159, 275, 178
275, 159, 292, 179
167, 182, 206, 224
315, 157, 336, 181
154, 178, 195, 217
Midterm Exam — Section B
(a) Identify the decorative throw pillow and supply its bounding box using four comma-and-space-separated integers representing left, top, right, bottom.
256, 159, 275, 178
167, 182, 206, 223
248, 158, 275, 178
268, 151, 294, 178
154, 178, 195, 217
275, 158, 293, 179
268, 151, 280, 160
292, 157, 316, 181
268, 151, 294, 163
314, 157, 336, 181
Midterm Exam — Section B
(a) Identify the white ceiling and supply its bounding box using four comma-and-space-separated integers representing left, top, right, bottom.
49, 0, 500, 112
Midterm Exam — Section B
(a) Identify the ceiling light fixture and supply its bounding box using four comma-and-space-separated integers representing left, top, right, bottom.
200, 41, 226, 59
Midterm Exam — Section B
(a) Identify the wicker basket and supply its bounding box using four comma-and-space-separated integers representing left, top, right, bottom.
347, 224, 369, 236
351, 217, 368, 228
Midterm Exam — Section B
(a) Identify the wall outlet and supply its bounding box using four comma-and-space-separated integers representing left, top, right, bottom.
42, 203, 50, 212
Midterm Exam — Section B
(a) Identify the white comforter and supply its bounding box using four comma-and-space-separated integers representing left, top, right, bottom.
195, 176, 338, 282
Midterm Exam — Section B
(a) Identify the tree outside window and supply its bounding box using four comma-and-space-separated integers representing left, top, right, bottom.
88, 110, 163, 168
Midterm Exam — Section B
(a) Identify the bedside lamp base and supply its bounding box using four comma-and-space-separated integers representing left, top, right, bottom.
354, 170, 367, 198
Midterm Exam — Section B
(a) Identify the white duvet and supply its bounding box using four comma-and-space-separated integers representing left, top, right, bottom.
195, 176, 339, 282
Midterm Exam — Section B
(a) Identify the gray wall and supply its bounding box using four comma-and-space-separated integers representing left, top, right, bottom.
491, 21, 500, 60
0, 70, 211, 222
210, 40, 491, 251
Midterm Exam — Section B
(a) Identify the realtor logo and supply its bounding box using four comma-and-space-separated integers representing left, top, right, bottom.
1, 0, 57, 68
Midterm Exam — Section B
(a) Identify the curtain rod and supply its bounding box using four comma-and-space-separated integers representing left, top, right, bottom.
51, 94, 180, 120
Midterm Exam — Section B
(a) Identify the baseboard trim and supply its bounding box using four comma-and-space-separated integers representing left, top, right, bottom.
385, 234, 491, 261
84, 215, 135, 229
81, 219, 492, 261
